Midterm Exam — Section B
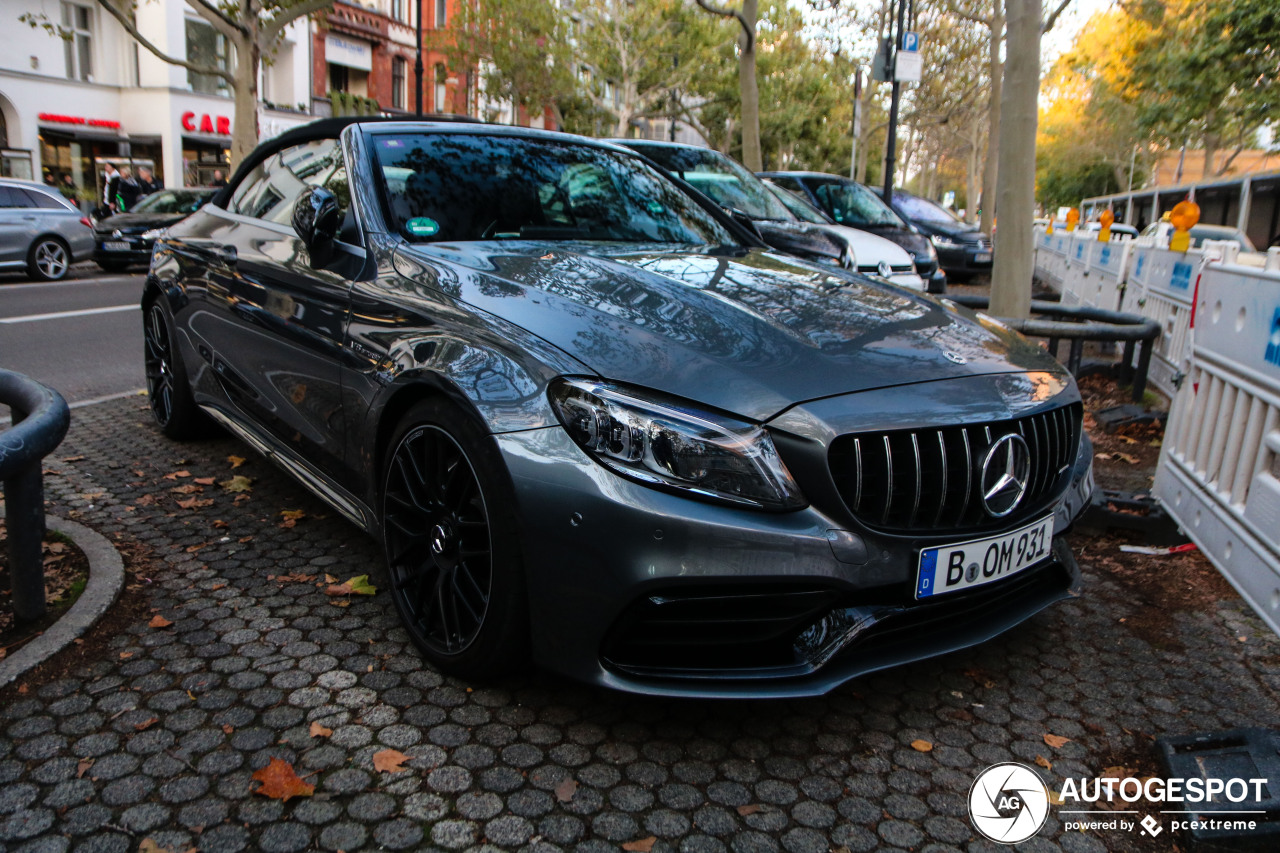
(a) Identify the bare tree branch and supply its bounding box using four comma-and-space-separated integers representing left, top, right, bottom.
263, 0, 333, 44
1041, 0, 1072, 34
93, 0, 232, 81
693, 0, 754, 51
189, 0, 247, 37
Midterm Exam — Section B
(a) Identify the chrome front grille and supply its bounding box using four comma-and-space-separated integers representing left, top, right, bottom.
828, 403, 1082, 532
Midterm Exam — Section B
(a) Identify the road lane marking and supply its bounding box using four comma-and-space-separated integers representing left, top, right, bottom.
0, 388, 146, 426
0, 276, 142, 291
0, 304, 139, 324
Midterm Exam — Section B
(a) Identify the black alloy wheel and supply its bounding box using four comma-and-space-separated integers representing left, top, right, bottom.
382, 400, 527, 677
143, 299, 205, 438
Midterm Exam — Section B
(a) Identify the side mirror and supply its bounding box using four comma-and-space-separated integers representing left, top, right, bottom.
292, 186, 341, 265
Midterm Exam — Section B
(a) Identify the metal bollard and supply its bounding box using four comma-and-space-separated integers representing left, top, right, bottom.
1, 370, 71, 624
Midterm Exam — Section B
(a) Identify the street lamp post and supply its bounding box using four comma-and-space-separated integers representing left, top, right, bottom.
415, 0, 424, 116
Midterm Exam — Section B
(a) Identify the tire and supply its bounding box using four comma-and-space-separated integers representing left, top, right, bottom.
143, 297, 207, 439
98, 260, 129, 274
27, 237, 70, 281
381, 399, 528, 678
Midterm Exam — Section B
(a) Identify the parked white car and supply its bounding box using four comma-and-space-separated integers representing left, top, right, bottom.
763, 180, 927, 292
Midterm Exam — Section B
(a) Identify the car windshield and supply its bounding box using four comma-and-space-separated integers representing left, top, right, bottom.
896, 193, 960, 226
132, 190, 210, 215
764, 183, 829, 225
373, 133, 736, 246
810, 180, 905, 228
628, 144, 793, 222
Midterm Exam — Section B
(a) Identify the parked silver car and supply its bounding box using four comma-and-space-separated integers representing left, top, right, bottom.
0, 179, 95, 281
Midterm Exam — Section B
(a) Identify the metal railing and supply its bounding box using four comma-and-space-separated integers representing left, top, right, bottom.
947, 296, 1162, 402
1, 370, 70, 623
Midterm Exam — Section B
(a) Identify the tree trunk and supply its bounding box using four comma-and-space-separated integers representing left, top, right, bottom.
988, 0, 1040, 320
231, 34, 262, 169
739, 0, 762, 171
979, 0, 1004, 237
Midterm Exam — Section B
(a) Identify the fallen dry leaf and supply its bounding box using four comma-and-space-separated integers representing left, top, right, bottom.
176, 497, 214, 509
279, 509, 306, 529
555, 778, 578, 803
163, 470, 191, 480
76, 759, 94, 778
910, 739, 933, 752
252, 757, 314, 801
1035, 755, 1052, 770
1044, 733, 1071, 749
62, 455, 86, 462
227, 455, 246, 468
736, 804, 762, 816
325, 575, 377, 597
221, 724, 234, 734
134, 717, 159, 731
137, 839, 188, 853
622, 838, 657, 853
171, 484, 203, 494
373, 749, 411, 773
194, 477, 216, 485
309, 722, 333, 738
220, 475, 253, 493
149, 614, 173, 629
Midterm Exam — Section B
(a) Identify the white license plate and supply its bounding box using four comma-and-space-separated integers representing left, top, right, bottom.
915, 515, 1053, 599
102, 241, 131, 251
973, 252, 992, 263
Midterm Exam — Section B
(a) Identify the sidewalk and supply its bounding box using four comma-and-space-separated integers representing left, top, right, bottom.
0, 395, 1276, 852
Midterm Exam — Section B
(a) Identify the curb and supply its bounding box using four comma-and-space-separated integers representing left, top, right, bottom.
0, 515, 125, 689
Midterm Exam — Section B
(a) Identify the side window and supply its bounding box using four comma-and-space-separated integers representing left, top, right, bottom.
771, 176, 804, 194
228, 139, 349, 230
0, 187, 22, 208
22, 189, 70, 210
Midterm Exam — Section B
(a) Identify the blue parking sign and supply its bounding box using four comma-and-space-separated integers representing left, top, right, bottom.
902, 31, 919, 52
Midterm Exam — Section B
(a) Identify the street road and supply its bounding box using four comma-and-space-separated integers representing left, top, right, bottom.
0, 265, 146, 406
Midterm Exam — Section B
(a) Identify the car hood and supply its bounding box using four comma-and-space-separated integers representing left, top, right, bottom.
820, 225, 914, 267
394, 242, 1063, 421
916, 219, 984, 243
95, 212, 185, 232
752, 220, 843, 262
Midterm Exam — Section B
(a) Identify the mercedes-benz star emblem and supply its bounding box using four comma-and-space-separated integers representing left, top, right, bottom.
980, 434, 1030, 517
877, 260, 893, 278
111, 229, 122, 239
430, 523, 450, 555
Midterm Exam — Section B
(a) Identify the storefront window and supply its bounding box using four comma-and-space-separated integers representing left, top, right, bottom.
186, 19, 231, 96
62, 2, 94, 82
183, 142, 230, 188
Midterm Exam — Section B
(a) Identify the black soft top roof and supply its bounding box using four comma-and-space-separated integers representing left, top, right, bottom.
212, 114, 479, 208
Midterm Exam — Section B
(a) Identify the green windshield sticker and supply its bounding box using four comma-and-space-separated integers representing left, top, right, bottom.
406, 217, 439, 237
646, 200, 665, 215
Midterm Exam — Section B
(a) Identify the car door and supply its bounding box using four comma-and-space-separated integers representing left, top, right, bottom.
195, 138, 356, 482
0, 186, 35, 266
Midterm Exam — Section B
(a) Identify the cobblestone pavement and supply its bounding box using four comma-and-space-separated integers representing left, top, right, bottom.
2, 397, 1278, 853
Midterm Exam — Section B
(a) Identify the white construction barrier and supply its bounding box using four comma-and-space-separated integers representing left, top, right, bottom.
1119, 243, 1205, 399
1155, 258, 1280, 636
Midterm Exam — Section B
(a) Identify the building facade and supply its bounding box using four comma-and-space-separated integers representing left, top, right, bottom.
0, 0, 312, 200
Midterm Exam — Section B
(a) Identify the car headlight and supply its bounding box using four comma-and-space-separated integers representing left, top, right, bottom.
141, 228, 166, 241
930, 234, 957, 247
548, 378, 805, 510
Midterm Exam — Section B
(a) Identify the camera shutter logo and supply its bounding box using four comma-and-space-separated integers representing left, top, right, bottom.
969, 762, 1050, 844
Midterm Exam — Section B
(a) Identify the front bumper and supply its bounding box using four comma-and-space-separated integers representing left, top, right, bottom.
936, 244, 993, 275
496, 418, 1092, 698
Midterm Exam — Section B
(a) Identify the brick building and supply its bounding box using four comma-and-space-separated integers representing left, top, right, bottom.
313, 0, 467, 116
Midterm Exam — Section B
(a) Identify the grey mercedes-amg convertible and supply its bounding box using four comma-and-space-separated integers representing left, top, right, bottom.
142, 117, 1093, 697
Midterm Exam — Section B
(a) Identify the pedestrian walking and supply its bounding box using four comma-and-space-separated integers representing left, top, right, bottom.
137, 166, 160, 197
116, 167, 142, 212
210, 169, 228, 188
102, 162, 120, 215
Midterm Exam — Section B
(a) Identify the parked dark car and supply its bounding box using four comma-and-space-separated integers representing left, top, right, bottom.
759, 171, 947, 293
615, 139, 854, 270
95, 188, 215, 272
871, 186, 992, 281
0, 178, 95, 281
143, 117, 1093, 697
